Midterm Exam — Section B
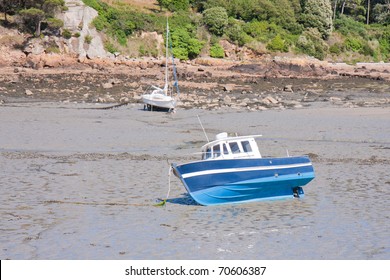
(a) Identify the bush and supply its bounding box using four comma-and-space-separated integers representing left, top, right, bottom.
62, 28, 72, 39
85, 35, 93, 44
46, 17, 63, 29
329, 43, 342, 55
92, 16, 109, 31
266, 35, 288, 52
171, 27, 204, 60
379, 28, 390, 60
104, 40, 118, 54
210, 43, 224, 58
296, 28, 328, 60
344, 37, 363, 52
226, 22, 251, 46
334, 15, 367, 38
202, 7, 228, 36
46, 46, 60, 53
157, 0, 189, 12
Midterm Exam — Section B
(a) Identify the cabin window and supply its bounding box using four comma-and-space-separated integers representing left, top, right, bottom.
242, 141, 252, 153
205, 147, 212, 159
223, 143, 229, 155
213, 144, 221, 157
229, 142, 241, 154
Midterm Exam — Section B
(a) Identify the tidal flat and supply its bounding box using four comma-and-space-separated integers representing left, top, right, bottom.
0, 101, 389, 259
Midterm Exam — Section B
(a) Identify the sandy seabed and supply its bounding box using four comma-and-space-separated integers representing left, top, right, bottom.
0, 101, 389, 259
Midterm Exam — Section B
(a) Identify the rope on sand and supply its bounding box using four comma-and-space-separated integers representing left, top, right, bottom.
154, 164, 173, 207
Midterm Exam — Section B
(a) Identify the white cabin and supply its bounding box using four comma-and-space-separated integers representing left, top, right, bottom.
201, 133, 262, 160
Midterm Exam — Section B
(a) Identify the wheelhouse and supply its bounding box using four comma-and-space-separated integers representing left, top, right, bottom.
201, 133, 262, 160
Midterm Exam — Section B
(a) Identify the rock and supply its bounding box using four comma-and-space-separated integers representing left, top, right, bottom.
60, 0, 110, 59
139, 61, 148, 69
263, 96, 278, 104
223, 95, 232, 104
42, 55, 62, 68
330, 97, 342, 102
24, 38, 45, 55
283, 85, 293, 92
102, 83, 113, 89
223, 85, 234, 92
25, 89, 33, 96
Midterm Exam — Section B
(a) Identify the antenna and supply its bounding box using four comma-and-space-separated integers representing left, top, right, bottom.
197, 115, 209, 142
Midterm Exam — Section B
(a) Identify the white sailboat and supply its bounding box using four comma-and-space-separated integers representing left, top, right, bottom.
142, 20, 179, 112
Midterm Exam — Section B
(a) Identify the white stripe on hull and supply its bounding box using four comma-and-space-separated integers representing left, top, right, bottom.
181, 162, 312, 179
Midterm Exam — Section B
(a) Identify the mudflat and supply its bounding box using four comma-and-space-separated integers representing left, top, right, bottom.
0, 96, 389, 259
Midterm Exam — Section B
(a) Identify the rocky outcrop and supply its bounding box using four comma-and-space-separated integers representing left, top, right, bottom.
59, 0, 111, 59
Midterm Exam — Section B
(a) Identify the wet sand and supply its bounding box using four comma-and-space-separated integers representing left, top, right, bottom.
0, 102, 389, 259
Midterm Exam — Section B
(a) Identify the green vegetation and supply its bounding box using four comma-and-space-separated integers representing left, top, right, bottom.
1, 0, 390, 62
0, 0, 66, 36
84, 34, 93, 44
210, 43, 225, 58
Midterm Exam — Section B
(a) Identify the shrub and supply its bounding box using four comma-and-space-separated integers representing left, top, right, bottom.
157, 0, 189, 12
46, 17, 63, 29
62, 28, 72, 39
226, 22, 251, 46
344, 37, 362, 52
334, 15, 367, 38
171, 27, 204, 60
104, 40, 118, 54
92, 16, 109, 31
173, 47, 189, 60
329, 43, 342, 55
210, 43, 224, 58
46, 46, 60, 53
85, 35, 93, 44
266, 35, 288, 52
296, 28, 328, 60
202, 7, 228, 36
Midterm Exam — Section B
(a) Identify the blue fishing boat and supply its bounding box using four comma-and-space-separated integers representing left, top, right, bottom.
171, 132, 315, 206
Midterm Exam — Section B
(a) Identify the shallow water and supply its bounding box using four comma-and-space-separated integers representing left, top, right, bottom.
0, 103, 389, 259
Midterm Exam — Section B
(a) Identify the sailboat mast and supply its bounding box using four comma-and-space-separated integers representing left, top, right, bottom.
164, 19, 169, 94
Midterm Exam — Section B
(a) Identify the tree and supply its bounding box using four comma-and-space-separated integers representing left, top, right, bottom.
43, 0, 65, 17
202, 7, 228, 36
19, 8, 45, 36
373, 1, 390, 24
300, 0, 333, 39
0, 0, 22, 22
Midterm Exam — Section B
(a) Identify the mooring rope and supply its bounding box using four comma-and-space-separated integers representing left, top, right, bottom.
154, 164, 173, 207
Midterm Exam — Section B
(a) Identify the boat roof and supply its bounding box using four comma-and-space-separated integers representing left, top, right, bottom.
201, 134, 262, 150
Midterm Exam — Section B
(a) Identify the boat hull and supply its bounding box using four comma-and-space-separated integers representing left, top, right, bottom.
172, 156, 315, 206
142, 93, 176, 110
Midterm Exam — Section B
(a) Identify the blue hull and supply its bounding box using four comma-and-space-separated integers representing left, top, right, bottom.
172, 156, 315, 206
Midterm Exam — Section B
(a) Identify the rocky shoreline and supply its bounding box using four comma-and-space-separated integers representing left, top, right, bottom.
1, 56, 389, 111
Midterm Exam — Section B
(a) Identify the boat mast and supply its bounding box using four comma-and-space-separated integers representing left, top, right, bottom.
164, 19, 169, 95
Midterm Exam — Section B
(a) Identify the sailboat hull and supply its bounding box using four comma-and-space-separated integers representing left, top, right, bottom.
142, 93, 176, 110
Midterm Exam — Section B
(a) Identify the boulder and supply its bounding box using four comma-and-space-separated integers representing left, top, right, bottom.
283, 85, 293, 92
